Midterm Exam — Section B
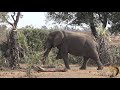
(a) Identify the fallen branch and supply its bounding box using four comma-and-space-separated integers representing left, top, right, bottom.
31, 65, 68, 72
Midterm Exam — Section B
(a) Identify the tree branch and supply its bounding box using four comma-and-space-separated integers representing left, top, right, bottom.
102, 13, 107, 29
11, 12, 16, 22
14, 12, 20, 29
2, 15, 13, 27
32, 65, 67, 72
98, 12, 108, 29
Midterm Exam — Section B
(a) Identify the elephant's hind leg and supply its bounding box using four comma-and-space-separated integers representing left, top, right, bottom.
92, 51, 103, 70
95, 58, 104, 70
80, 57, 89, 70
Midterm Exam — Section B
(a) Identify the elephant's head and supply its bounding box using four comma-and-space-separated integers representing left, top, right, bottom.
42, 31, 64, 65
44, 31, 64, 49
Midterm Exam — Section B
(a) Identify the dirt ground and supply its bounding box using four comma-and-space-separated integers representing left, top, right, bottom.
0, 64, 119, 78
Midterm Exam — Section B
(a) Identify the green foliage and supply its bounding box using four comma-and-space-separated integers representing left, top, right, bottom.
46, 12, 120, 35
21, 29, 48, 51
47, 12, 110, 28
110, 45, 120, 65
68, 54, 82, 64
96, 26, 111, 41
0, 12, 8, 22
46, 12, 111, 38
18, 31, 28, 51
0, 51, 5, 67
46, 12, 75, 24
17, 28, 48, 64
108, 12, 120, 34
0, 27, 7, 43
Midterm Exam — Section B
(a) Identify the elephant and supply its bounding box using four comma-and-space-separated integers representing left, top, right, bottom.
43, 30, 103, 70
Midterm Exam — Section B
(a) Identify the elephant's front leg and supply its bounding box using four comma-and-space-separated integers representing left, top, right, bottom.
56, 45, 62, 59
80, 57, 89, 70
60, 44, 70, 69
62, 53, 70, 69
95, 58, 103, 70
60, 50, 70, 69
92, 50, 103, 70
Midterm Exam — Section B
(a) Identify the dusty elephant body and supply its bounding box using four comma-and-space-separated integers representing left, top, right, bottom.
43, 30, 103, 70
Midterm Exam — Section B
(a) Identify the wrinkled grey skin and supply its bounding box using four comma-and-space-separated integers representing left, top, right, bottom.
43, 30, 103, 70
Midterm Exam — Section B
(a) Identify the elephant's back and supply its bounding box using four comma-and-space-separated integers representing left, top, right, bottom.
64, 31, 87, 40
63, 31, 87, 56
63, 31, 98, 56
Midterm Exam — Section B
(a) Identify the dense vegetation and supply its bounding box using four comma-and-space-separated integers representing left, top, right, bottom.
0, 26, 120, 68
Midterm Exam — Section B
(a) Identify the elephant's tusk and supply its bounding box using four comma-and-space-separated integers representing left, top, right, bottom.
41, 48, 48, 65
43, 48, 48, 54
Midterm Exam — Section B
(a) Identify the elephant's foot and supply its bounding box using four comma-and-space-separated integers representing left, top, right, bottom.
65, 66, 70, 70
66, 67, 70, 70
64, 68, 70, 71
97, 66, 103, 70
80, 66, 87, 70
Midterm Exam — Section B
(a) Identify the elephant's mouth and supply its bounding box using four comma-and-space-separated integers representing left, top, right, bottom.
44, 44, 53, 50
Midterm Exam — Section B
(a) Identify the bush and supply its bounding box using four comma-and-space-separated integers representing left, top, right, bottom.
109, 45, 120, 65
20, 29, 49, 51
17, 29, 49, 64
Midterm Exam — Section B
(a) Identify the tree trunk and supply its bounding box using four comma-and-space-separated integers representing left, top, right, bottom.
98, 12, 108, 29
6, 12, 21, 69
89, 12, 98, 38
7, 30, 19, 69
102, 13, 107, 29
90, 21, 98, 38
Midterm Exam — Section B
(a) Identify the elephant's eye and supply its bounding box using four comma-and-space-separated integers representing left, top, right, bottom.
49, 36, 52, 39
48, 37, 53, 41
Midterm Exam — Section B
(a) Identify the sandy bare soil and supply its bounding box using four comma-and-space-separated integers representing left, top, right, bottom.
0, 64, 119, 78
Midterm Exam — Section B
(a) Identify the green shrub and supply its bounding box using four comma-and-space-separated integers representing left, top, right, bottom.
17, 29, 49, 64
68, 54, 82, 64
20, 29, 48, 51
109, 45, 120, 65
18, 31, 28, 55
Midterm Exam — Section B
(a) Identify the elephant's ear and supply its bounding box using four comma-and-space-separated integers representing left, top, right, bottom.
53, 31, 64, 47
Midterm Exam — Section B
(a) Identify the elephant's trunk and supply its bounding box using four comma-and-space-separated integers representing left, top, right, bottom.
41, 48, 51, 65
